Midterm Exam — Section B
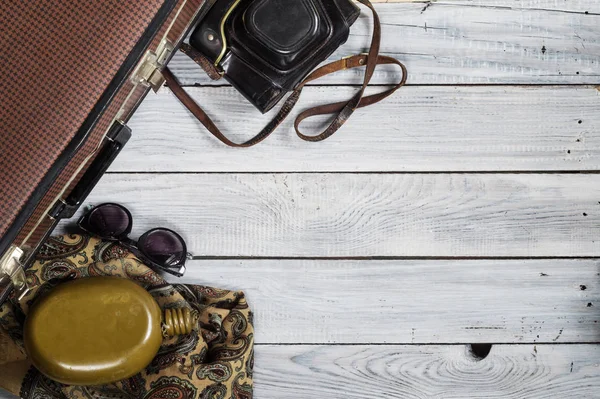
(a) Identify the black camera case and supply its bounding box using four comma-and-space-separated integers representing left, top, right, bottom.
190, 0, 360, 113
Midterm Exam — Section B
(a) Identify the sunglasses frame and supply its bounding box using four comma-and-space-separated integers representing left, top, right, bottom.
77, 203, 187, 277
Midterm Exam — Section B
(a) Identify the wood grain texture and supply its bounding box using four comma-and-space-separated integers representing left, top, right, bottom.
0, 2, 596, 399
115, 86, 600, 172
445, 0, 600, 13
59, 173, 600, 257
178, 259, 600, 344
253, 344, 600, 399
1, 345, 598, 399
168, 1, 600, 85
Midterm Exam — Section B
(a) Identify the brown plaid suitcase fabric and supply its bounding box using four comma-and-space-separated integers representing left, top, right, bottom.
0, 0, 164, 245
0, 0, 204, 301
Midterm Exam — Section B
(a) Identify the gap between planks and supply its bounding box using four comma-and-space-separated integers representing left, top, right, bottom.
108, 172, 600, 175
253, 342, 600, 346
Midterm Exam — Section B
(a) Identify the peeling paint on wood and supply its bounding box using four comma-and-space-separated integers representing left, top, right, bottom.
168, 1, 600, 85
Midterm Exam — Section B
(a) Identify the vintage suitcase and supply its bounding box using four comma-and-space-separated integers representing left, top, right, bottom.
0, 0, 205, 305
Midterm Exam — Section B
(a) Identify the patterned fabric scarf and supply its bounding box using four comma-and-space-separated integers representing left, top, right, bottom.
0, 234, 254, 399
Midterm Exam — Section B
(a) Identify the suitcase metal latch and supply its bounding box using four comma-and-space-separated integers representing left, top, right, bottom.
131, 39, 174, 92
0, 246, 30, 301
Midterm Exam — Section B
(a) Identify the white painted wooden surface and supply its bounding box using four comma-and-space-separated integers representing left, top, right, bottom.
3, 345, 599, 398
2, 1, 599, 398
168, 259, 600, 344
59, 173, 600, 257
116, 86, 600, 172
253, 344, 600, 398
170, 1, 600, 85
446, 0, 600, 13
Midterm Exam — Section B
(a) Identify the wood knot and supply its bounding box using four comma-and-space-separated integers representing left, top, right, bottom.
468, 344, 492, 361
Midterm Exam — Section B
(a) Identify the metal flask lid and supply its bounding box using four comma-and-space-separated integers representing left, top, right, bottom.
23, 276, 197, 386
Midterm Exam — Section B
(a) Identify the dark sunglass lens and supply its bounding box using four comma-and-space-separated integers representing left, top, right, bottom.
140, 230, 185, 267
87, 204, 131, 238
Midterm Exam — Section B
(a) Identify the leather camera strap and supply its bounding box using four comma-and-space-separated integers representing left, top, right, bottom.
163, 0, 407, 147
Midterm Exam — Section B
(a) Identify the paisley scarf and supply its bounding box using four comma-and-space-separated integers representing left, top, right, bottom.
0, 234, 254, 399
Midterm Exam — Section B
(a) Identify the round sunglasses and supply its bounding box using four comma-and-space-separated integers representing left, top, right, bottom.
77, 203, 188, 277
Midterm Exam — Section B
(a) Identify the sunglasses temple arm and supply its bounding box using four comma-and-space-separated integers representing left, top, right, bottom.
161, 264, 186, 278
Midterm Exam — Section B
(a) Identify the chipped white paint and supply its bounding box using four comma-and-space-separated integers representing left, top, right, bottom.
180, 258, 599, 344
253, 345, 600, 398
169, 1, 600, 85
2, 345, 599, 399
115, 85, 600, 172
58, 173, 600, 257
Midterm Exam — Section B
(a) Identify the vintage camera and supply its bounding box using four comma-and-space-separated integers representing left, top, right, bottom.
189, 0, 360, 113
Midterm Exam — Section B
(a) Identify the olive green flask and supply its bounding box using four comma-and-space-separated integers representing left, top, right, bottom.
23, 277, 197, 386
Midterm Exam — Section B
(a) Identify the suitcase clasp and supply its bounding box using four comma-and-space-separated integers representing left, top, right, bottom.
0, 246, 30, 301
131, 39, 175, 92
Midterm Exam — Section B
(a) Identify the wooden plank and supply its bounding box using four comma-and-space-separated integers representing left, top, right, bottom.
369, 0, 600, 12
168, 2, 600, 85
179, 259, 600, 344
115, 85, 600, 172
445, 0, 600, 13
253, 344, 600, 399
0, 344, 598, 399
60, 173, 600, 257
